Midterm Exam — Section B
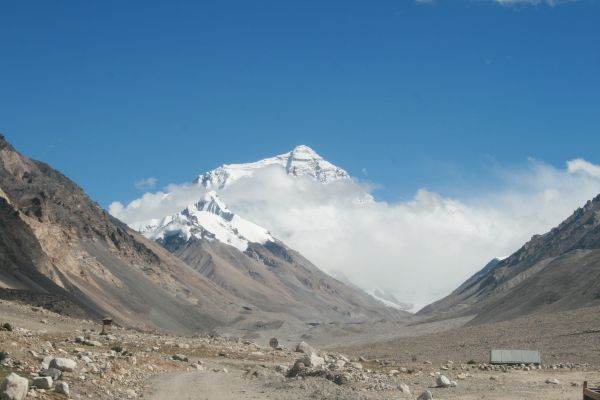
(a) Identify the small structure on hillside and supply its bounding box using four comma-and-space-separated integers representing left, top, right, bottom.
490, 349, 540, 365
584, 381, 600, 400
100, 317, 113, 335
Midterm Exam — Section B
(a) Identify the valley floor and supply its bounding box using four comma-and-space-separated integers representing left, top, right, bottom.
1, 299, 599, 400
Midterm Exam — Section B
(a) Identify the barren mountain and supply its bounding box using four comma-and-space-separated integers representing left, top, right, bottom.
0, 134, 237, 333
419, 195, 600, 324
0, 135, 401, 338
139, 179, 404, 334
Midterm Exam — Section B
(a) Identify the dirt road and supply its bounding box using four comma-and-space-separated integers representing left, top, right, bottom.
147, 359, 266, 400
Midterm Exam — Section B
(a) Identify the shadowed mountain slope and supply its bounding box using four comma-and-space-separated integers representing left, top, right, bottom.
0, 134, 236, 333
419, 195, 600, 324
165, 236, 403, 324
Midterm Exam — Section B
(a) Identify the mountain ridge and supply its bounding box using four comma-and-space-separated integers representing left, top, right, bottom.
419, 194, 600, 324
0, 134, 403, 338
195, 144, 350, 189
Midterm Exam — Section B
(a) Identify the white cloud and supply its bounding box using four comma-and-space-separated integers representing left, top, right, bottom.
494, 0, 575, 5
110, 158, 600, 311
134, 177, 158, 190
567, 158, 600, 178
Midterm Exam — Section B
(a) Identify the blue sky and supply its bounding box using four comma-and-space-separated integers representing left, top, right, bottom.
1, 0, 599, 207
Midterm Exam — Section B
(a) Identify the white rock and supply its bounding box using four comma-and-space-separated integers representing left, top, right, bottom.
0, 373, 28, 400
49, 358, 77, 372
417, 390, 433, 400
193, 364, 205, 371
298, 353, 325, 368
398, 382, 411, 394
55, 381, 70, 396
436, 374, 456, 388
546, 378, 560, 385
275, 364, 288, 373
41, 356, 53, 369
295, 341, 315, 354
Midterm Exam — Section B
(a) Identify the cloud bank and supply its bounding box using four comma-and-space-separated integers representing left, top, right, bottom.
110, 158, 600, 310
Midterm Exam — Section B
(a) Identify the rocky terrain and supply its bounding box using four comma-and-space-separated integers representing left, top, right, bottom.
0, 134, 237, 333
2, 299, 599, 400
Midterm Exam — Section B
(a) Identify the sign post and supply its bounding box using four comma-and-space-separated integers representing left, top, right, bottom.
269, 337, 278, 365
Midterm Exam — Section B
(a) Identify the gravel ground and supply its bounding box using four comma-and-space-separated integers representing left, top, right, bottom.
2, 299, 600, 400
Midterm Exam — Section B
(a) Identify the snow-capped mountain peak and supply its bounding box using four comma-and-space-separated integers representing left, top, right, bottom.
141, 191, 273, 252
185, 190, 233, 221
139, 146, 356, 251
196, 145, 349, 189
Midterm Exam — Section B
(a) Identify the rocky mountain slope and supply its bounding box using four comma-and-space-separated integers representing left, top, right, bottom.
138, 169, 403, 332
0, 135, 401, 337
419, 195, 600, 324
0, 134, 238, 333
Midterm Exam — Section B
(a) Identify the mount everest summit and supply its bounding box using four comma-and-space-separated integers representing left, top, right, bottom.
138, 145, 348, 253
130, 145, 407, 312
196, 144, 350, 189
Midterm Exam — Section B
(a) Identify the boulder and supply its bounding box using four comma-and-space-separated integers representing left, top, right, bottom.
297, 353, 325, 368
39, 369, 61, 380
275, 364, 288, 374
32, 376, 53, 389
333, 373, 349, 385
40, 356, 53, 370
436, 374, 457, 388
0, 373, 29, 400
398, 382, 411, 395
417, 390, 433, 400
49, 358, 77, 372
546, 378, 560, 385
171, 354, 188, 362
295, 341, 315, 354
349, 362, 363, 370
193, 363, 205, 371
55, 381, 70, 397
287, 360, 308, 377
